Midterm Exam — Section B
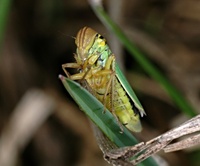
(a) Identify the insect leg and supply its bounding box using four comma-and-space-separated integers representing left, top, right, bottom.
100, 54, 116, 105
101, 55, 124, 132
62, 63, 80, 78
62, 62, 88, 82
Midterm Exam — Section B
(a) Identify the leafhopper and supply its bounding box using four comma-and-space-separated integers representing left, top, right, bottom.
62, 27, 145, 132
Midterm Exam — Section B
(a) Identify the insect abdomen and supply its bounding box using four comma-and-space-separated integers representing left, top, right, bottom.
113, 78, 142, 132
86, 67, 142, 132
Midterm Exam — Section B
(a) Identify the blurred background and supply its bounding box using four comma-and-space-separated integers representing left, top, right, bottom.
0, 0, 200, 166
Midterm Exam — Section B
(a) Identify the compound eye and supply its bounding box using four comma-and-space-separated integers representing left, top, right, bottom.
95, 34, 99, 38
99, 35, 104, 39
95, 34, 104, 39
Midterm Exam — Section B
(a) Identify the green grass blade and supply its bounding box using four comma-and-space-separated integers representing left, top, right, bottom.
0, 0, 12, 51
59, 75, 138, 146
59, 75, 158, 166
116, 63, 145, 116
88, 2, 196, 117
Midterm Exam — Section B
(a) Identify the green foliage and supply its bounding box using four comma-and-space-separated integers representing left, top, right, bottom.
59, 75, 158, 166
0, 0, 12, 51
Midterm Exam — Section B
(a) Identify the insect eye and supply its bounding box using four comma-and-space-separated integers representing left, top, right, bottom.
95, 34, 99, 38
99, 35, 104, 39
95, 34, 104, 39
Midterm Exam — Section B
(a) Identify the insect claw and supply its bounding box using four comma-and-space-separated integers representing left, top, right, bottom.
119, 126, 124, 134
102, 106, 107, 114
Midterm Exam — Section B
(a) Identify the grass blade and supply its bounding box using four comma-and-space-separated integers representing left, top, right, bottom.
59, 75, 158, 166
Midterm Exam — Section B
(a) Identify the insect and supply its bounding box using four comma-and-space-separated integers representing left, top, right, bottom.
62, 27, 146, 132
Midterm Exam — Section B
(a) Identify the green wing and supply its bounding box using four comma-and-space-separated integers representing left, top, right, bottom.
115, 63, 146, 117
